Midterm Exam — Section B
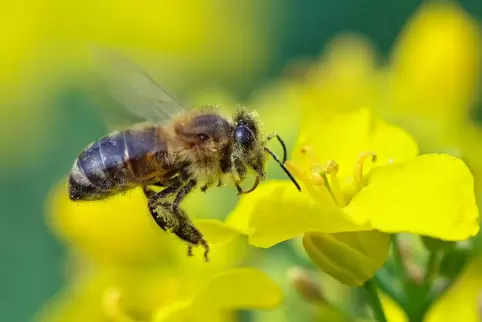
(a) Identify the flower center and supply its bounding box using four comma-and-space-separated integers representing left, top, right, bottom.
287, 146, 377, 207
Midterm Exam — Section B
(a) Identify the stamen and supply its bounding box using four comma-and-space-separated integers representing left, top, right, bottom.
354, 152, 377, 186
298, 145, 347, 206
320, 160, 347, 207
286, 161, 334, 205
285, 161, 323, 186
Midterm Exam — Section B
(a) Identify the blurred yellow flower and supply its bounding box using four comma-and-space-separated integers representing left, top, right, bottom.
153, 268, 282, 322
227, 107, 479, 286
40, 179, 284, 322
424, 257, 482, 322
389, 0, 480, 124
302, 34, 378, 117
36, 264, 282, 322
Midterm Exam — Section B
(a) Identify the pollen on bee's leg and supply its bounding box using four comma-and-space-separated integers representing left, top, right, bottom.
354, 152, 377, 186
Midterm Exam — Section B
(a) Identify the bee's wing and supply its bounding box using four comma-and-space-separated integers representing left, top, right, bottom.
91, 47, 187, 130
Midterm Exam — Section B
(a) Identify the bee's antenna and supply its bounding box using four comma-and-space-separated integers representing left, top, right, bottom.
266, 132, 287, 163
264, 147, 302, 192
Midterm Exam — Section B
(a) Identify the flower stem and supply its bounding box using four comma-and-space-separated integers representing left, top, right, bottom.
363, 278, 387, 322
392, 235, 410, 285
423, 251, 440, 290
375, 269, 409, 310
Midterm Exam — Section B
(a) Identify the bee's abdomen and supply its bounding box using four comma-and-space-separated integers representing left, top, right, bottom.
69, 127, 167, 201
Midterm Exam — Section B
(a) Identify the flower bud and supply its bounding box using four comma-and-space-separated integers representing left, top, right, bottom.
303, 231, 391, 287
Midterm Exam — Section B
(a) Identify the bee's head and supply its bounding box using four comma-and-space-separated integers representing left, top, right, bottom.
232, 107, 302, 195
232, 109, 266, 179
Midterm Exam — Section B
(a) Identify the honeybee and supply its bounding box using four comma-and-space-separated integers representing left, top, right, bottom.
68, 49, 301, 262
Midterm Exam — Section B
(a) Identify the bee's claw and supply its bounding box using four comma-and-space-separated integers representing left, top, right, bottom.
187, 245, 193, 257
235, 183, 244, 196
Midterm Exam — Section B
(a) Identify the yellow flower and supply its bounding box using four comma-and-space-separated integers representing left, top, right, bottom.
36, 265, 281, 322
153, 268, 282, 322
424, 256, 482, 322
389, 0, 480, 124
227, 107, 479, 286
40, 180, 284, 322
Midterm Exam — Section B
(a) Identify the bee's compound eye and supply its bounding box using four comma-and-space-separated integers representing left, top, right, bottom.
197, 133, 210, 141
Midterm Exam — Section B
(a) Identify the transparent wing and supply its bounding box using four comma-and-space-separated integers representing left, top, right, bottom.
91, 47, 187, 129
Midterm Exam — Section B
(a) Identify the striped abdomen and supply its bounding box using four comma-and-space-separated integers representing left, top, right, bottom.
69, 126, 171, 201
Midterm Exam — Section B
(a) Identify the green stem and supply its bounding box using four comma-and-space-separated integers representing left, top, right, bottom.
363, 278, 387, 322
392, 235, 410, 285
375, 270, 409, 310
423, 251, 440, 291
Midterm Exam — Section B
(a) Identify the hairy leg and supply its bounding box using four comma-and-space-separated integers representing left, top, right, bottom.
144, 181, 210, 262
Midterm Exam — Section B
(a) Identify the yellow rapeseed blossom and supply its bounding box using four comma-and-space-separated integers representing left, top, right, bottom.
381, 0, 482, 169
424, 257, 482, 322
388, 0, 480, 125
40, 181, 281, 322
227, 107, 479, 286
36, 265, 282, 322
153, 268, 282, 322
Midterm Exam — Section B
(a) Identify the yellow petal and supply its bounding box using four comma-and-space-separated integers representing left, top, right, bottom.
293, 108, 418, 186
155, 268, 282, 322
227, 181, 369, 248
193, 268, 283, 310
425, 257, 482, 322
194, 219, 242, 245
303, 231, 391, 287
155, 303, 235, 322
302, 33, 377, 117
346, 154, 479, 240
380, 292, 408, 322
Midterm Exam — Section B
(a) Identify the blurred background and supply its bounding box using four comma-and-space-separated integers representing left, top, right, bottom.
0, 1, 480, 321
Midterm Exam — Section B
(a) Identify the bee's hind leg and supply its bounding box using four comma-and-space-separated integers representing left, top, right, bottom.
144, 181, 210, 262
172, 180, 210, 262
